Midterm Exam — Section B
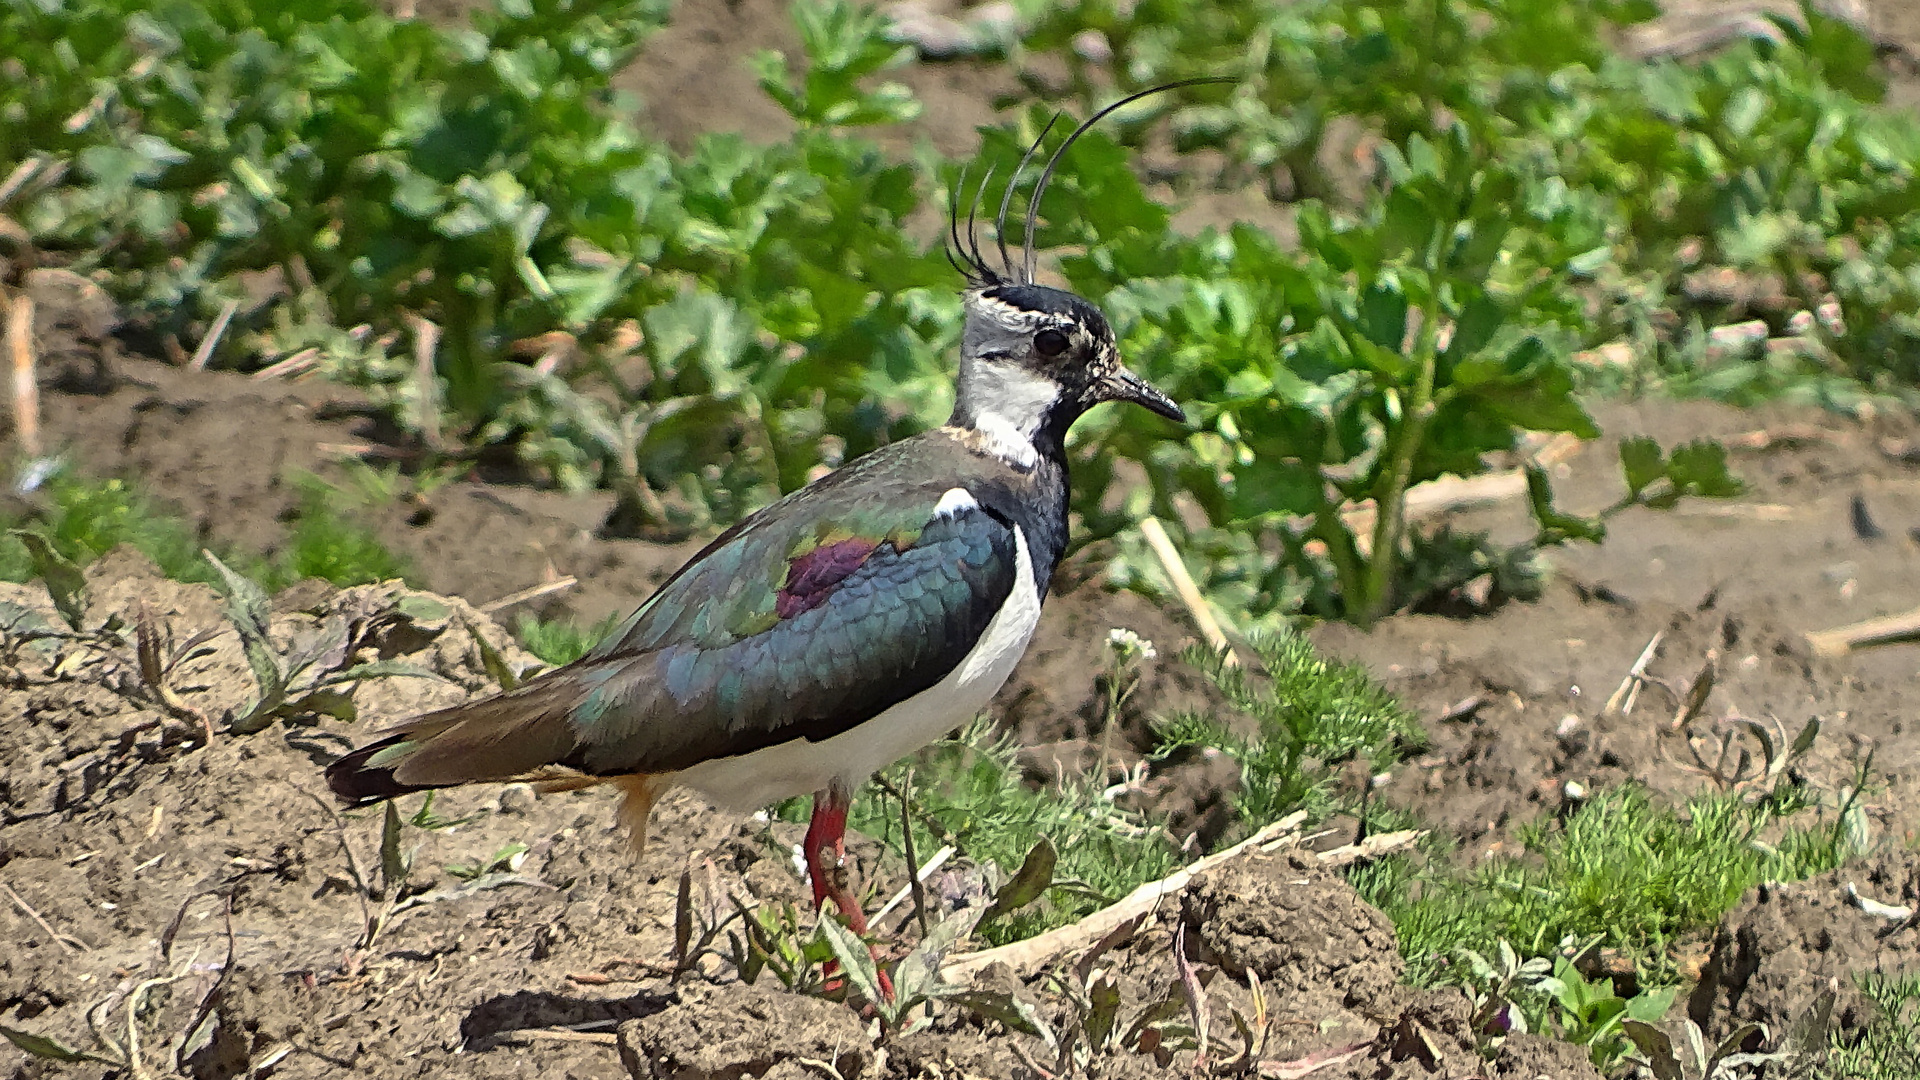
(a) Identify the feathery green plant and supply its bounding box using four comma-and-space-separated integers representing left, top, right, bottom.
278, 484, 415, 588
1156, 631, 1425, 830
0, 474, 211, 585
1353, 782, 1860, 988
1831, 972, 1920, 1080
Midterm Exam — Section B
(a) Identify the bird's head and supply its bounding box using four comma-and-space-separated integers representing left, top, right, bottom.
953, 281, 1181, 440
945, 82, 1215, 464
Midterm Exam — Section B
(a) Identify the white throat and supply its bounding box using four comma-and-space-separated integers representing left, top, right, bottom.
972, 411, 1040, 468
961, 362, 1057, 469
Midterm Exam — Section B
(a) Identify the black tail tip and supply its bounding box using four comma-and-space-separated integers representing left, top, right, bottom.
325, 737, 431, 806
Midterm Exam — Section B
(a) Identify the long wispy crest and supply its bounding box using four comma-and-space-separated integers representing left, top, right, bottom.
945, 78, 1232, 290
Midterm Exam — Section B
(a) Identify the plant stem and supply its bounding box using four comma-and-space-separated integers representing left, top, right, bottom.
1361, 324, 1440, 626
1310, 497, 1366, 621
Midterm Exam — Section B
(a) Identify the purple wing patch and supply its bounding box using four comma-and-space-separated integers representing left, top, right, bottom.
777, 538, 880, 619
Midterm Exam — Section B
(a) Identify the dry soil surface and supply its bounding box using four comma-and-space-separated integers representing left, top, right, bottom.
8, 0, 1920, 1076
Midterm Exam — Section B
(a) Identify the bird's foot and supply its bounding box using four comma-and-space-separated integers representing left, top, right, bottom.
819, 884, 896, 1002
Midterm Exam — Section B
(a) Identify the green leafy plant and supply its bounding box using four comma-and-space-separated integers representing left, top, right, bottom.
1542, 952, 1678, 1069
1042, 116, 1737, 625
7, 0, 1773, 628
8, 528, 92, 630
1456, 940, 1556, 1050
204, 552, 441, 733
1028, 0, 1920, 407
816, 902, 983, 1032
1456, 939, 1676, 1069
751, 0, 919, 130
1027, 0, 1642, 203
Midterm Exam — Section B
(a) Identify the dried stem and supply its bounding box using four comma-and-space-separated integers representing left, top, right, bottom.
410, 316, 443, 451
1139, 516, 1234, 664
8, 294, 39, 458
2, 881, 86, 953
186, 298, 240, 372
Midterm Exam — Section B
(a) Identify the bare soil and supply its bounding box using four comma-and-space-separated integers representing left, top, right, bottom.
14, 252, 1920, 1080
9, 0, 1920, 1076
0, 552, 1596, 1080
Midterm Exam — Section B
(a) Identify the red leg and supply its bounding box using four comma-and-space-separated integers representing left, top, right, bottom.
802, 788, 854, 921
805, 786, 892, 998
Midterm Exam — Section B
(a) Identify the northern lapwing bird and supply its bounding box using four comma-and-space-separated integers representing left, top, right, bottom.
325, 84, 1198, 958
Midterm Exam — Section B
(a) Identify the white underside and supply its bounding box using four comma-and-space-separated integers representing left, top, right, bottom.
675, 522, 1041, 810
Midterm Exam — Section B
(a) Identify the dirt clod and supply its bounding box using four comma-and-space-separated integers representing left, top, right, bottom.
1688, 850, 1920, 1042
1182, 849, 1403, 1006
616, 980, 872, 1080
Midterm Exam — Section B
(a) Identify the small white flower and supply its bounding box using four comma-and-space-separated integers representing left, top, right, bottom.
1106, 627, 1157, 661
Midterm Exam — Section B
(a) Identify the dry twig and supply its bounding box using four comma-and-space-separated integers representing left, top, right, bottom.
503, 1028, 617, 1045
0, 158, 44, 207
478, 576, 579, 614
8, 294, 39, 458
186, 298, 240, 372
251, 347, 320, 381
1139, 516, 1233, 663
1806, 605, 1920, 657
1603, 631, 1663, 717
2, 881, 87, 953
410, 316, 442, 450
943, 815, 1422, 982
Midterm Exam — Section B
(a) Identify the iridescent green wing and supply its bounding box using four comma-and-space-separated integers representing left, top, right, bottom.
560, 466, 1017, 774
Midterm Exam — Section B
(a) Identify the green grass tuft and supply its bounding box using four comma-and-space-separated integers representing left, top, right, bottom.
1832, 971, 1920, 1080
0, 475, 212, 585
275, 484, 414, 589
1352, 784, 1856, 987
0, 471, 414, 594
513, 613, 622, 667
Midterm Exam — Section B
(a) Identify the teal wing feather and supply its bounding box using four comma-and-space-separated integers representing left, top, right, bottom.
328, 434, 1039, 803
329, 440, 1024, 798
559, 484, 1017, 774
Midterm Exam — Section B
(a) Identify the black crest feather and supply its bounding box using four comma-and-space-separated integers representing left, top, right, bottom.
945, 77, 1232, 290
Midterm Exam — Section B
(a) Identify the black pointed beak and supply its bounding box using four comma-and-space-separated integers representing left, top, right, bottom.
1102, 365, 1185, 424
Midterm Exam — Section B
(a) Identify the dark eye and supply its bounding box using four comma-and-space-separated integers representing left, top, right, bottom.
1033, 329, 1070, 357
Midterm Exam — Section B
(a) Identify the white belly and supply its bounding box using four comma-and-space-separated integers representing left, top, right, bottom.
675, 524, 1042, 810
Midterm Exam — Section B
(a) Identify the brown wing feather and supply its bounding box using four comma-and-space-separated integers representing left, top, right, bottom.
326, 677, 583, 804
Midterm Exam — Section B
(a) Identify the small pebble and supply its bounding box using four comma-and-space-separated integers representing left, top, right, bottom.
495, 783, 536, 816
